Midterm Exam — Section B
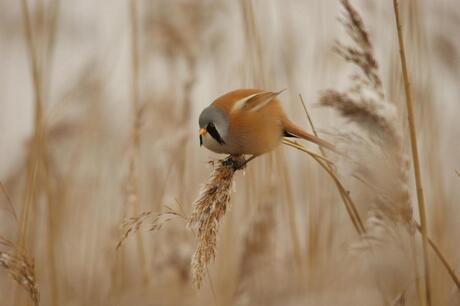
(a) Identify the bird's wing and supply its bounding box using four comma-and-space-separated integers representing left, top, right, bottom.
231, 89, 286, 113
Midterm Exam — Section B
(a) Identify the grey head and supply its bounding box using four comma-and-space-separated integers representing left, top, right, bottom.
198, 106, 229, 146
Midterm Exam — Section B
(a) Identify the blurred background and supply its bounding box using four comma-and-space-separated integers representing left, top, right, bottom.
1, 0, 459, 305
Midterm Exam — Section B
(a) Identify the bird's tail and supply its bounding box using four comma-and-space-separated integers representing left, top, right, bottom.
282, 118, 339, 154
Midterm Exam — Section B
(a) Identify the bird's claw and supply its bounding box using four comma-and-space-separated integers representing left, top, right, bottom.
223, 155, 247, 171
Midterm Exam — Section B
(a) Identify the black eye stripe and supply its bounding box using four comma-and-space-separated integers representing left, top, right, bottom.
207, 124, 225, 145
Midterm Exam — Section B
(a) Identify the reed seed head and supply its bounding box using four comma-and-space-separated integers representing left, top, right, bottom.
0, 236, 39, 306
187, 157, 240, 288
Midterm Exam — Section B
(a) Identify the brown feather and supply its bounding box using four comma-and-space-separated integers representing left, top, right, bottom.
240, 89, 286, 112
281, 118, 338, 153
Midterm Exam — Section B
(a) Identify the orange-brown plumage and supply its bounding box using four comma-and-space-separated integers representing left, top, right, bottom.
198, 89, 336, 156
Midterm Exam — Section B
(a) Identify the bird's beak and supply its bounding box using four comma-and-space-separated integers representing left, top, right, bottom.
199, 128, 206, 146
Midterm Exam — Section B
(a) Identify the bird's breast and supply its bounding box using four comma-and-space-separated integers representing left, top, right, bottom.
202, 133, 229, 154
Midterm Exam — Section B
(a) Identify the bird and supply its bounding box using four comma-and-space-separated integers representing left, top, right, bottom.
198, 89, 336, 163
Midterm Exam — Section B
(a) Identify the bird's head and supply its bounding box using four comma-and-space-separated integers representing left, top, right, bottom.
198, 106, 228, 146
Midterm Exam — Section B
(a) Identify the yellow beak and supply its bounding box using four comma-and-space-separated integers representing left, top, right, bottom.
199, 128, 207, 136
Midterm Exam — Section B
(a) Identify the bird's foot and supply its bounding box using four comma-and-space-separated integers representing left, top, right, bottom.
223, 155, 248, 171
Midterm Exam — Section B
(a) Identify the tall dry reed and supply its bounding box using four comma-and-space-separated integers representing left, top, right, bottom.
1, 1, 459, 305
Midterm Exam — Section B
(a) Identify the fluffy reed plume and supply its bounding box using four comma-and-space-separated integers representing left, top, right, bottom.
320, 89, 400, 147
187, 156, 243, 289
321, 0, 412, 226
317, 2, 421, 303
319, 2, 460, 303
0, 235, 39, 305
323, 0, 398, 146
0, 181, 18, 222
334, 0, 383, 97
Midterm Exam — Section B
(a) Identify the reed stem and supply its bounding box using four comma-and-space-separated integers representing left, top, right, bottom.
392, 1, 431, 305
129, 0, 149, 285
282, 139, 365, 235
415, 223, 460, 290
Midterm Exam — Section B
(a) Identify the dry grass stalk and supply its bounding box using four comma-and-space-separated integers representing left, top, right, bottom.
275, 151, 305, 272
285, 135, 460, 296
19, 0, 44, 249
282, 139, 366, 235
116, 211, 152, 250
187, 157, 242, 289
392, 1, 432, 304
0, 235, 39, 306
298, 95, 333, 269
118, 0, 150, 285
17, 2, 53, 304
0, 180, 18, 222
298, 94, 370, 235
414, 223, 460, 290
240, 0, 266, 87
299, 94, 326, 157
116, 205, 186, 249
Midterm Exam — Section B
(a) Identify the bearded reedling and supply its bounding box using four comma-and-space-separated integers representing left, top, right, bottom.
198, 89, 337, 167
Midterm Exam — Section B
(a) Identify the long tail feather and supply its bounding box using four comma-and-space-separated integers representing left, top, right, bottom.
282, 118, 339, 154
